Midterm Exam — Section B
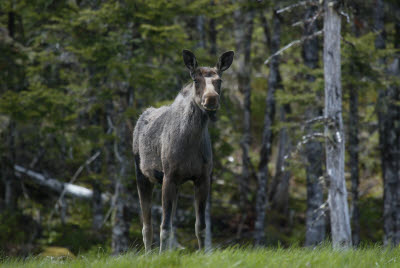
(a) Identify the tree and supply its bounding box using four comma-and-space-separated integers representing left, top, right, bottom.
323, 0, 352, 248
254, 9, 281, 245
375, 0, 400, 247
233, 0, 255, 239
303, 5, 326, 247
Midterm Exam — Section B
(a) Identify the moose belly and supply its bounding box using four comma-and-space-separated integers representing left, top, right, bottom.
160, 151, 212, 184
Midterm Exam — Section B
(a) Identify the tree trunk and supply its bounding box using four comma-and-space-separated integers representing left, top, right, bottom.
254, 10, 280, 245
196, 15, 206, 49
111, 89, 135, 254
208, 1, 217, 56
270, 104, 291, 214
303, 6, 326, 247
92, 182, 104, 231
204, 174, 212, 250
195, 13, 212, 249
111, 178, 133, 254
59, 196, 68, 225
376, 0, 400, 246
3, 10, 18, 212
323, 0, 352, 248
349, 79, 360, 246
234, 1, 255, 238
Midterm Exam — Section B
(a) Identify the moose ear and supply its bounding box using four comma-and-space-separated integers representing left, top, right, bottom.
216, 51, 234, 73
182, 49, 198, 79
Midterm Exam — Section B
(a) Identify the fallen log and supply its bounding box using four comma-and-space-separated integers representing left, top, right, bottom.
14, 165, 110, 202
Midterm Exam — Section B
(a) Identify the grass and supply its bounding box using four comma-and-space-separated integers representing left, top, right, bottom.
1, 245, 400, 268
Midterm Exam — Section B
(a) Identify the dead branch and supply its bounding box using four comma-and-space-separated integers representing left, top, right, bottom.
292, 7, 323, 27
276, 0, 317, 14
305, 115, 335, 126
49, 151, 101, 220
280, 132, 326, 172
264, 30, 323, 65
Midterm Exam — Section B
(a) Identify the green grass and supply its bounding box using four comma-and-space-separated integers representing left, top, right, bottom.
1, 245, 400, 268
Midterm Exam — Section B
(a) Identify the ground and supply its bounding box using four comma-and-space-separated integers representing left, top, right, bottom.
1, 245, 400, 268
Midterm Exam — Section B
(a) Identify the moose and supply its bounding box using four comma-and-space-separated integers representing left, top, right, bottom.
132, 49, 234, 252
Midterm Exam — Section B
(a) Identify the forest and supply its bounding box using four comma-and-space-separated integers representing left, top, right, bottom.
0, 0, 399, 259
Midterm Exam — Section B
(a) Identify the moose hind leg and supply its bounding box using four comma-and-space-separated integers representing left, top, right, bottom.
135, 155, 154, 253
194, 178, 210, 250
160, 177, 177, 252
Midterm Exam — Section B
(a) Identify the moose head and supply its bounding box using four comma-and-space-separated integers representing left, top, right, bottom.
182, 50, 234, 120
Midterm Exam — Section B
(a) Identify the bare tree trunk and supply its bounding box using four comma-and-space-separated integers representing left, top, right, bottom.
4, 10, 18, 211
271, 104, 291, 214
254, 10, 280, 245
376, 1, 400, 246
92, 181, 104, 231
323, 0, 352, 248
204, 174, 212, 250
234, 1, 255, 238
111, 89, 135, 254
59, 196, 67, 225
348, 79, 360, 246
196, 16, 212, 249
196, 15, 206, 49
208, 1, 217, 56
303, 6, 326, 247
112, 178, 132, 254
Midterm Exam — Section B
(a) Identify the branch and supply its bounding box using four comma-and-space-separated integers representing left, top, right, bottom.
280, 132, 326, 172
264, 30, 323, 65
276, 0, 317, 14
305, 115, 334, 126
291, 7, 323, 27
49, 151, 101, 220
14, 165, 109, 202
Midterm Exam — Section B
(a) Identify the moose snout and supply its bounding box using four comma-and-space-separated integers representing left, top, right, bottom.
201, 93, 220, 111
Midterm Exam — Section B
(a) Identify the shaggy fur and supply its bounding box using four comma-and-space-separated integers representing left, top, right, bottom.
133, 50, 234, 252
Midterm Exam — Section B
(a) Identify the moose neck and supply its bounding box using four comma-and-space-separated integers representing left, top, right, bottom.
171, 82, 209, 138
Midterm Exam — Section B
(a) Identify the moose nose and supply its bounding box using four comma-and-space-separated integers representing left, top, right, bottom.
201, 93, 220, 111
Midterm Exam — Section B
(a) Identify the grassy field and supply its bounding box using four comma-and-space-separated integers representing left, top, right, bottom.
1, 246, 399, 268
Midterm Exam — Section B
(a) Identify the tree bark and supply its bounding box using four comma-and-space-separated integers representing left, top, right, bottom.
270, 104, 291, 214
3, 10, 18, 212
323, 0, 352, 248
349, 77, 360, 246
254, 10, 280, 245
204, 174, 212, 250
208, 1, 217, 56
234, 1, 255, 238
196, 15, 206, 49
376, 0, 400, 246
303, 6, 326, 247
111, 89, 135, 254
92, 181, 104, 231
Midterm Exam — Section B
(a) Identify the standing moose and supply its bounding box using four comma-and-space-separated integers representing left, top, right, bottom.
132, 50, 234, 252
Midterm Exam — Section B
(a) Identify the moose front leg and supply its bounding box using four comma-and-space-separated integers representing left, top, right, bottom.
194, 177, 210, 250
160, 177, 177, 253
